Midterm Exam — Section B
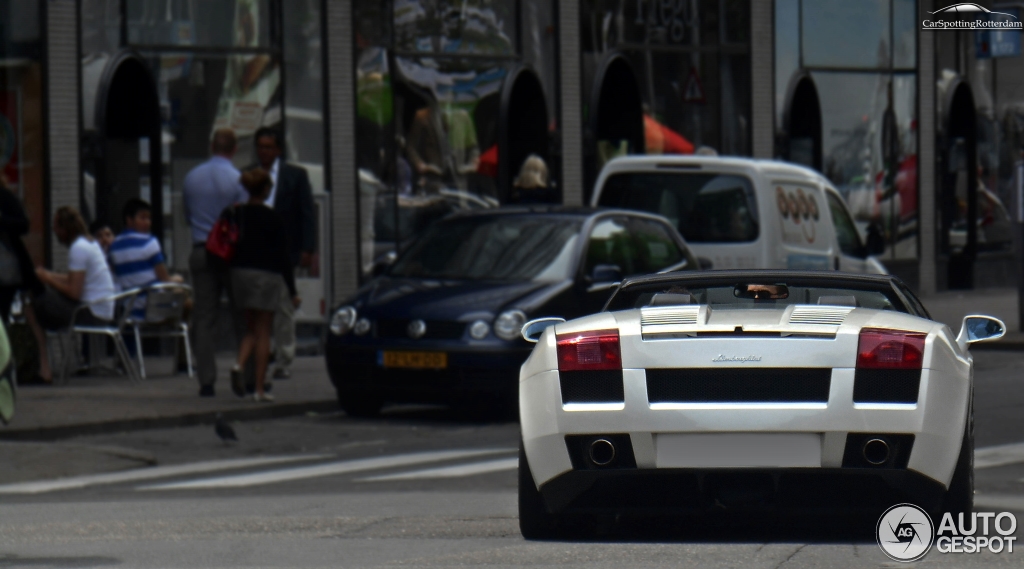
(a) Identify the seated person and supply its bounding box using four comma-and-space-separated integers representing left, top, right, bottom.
89, 220, 115, 255
109, 199, 182, 318
26, 207, 116, 382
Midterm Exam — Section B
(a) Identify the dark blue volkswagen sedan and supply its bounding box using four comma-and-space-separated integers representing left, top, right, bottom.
325, 207, 699, 416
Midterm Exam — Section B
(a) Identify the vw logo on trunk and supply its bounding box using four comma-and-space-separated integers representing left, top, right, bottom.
407, 319, 427, 339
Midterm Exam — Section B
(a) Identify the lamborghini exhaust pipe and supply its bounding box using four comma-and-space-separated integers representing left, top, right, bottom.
588, 438, 616, 466
862, 438, 890, 465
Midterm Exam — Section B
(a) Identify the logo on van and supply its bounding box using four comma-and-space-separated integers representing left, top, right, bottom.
712, 355, 762, 363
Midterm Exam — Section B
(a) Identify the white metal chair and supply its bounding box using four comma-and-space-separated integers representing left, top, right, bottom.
49, 288, 145, 384
126, 282, 194, 380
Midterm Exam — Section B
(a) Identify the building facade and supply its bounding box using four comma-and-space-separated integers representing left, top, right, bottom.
2, 0, 1020, 320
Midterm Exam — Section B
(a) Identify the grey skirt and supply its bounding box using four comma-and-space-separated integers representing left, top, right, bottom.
231, 268, 285, 312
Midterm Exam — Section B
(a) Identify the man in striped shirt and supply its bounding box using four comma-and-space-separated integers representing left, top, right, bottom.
109, 199, 176, 316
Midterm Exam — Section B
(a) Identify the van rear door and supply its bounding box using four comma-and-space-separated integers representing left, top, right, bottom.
594, 170, 762, 269
771, 181, 834, 270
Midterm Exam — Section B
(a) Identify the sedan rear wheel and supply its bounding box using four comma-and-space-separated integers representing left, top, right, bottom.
336, 390, 384, 418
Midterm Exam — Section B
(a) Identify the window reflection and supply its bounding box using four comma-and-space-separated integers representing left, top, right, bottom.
127, 0, 271, 48
802, 0, 891, 69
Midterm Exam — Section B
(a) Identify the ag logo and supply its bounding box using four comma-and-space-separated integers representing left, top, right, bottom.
877, 503, 935, 562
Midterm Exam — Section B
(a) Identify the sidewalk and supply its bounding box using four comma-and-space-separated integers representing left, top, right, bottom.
918, 288, 1024, 349
1, 356, 338, 441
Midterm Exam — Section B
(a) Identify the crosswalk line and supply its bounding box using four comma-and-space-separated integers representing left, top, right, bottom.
356, 457, 519, 482
137, 448, 516, 490
976, 442, 1024, 469
0, 454, 332, 495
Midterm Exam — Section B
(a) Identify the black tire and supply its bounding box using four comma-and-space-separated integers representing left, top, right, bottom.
337, 390, 384, 418
943, 403, 974, 518
0, 372, 14, 426
519, 442, 561, 540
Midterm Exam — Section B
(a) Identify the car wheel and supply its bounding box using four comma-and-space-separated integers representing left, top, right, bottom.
943, 404, 974, 518
337, 390, 384, 418
0, 370, 15, 426
518, 441, 563, 540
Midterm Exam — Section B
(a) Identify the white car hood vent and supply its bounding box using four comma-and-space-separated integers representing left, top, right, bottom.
788, 306, 855, 326
641, 305, 704, 326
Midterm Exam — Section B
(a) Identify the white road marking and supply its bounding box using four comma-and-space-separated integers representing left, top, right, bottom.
0, 454, 332, 495
138, 448, 515, 490
976, 442, 1024, 469
975, 494, 1024, 511
356, 457, 519, 482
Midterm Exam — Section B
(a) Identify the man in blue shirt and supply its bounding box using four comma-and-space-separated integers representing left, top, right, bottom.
183, 128, 247, 397
109, 198, 174, 317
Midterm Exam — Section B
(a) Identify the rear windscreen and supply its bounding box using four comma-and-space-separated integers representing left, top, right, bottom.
597, 172, 759, 243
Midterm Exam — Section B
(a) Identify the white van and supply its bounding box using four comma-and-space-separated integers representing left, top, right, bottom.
591, 156, 888, 274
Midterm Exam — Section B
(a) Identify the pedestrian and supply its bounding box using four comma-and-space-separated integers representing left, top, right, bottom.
229, 168, 300, 403
251, 127, 314, 381
0, 173, 44, 324
510, 154, 553, 204
183, 128, 248, 397
24, 206, 116, 383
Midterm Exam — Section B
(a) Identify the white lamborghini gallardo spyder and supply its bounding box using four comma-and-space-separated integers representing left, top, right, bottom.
517, 270, 1004, 538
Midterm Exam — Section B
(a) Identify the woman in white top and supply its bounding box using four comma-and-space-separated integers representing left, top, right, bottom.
25, 206, 115, 382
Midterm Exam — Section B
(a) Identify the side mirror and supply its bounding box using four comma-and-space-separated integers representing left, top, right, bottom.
590, 264, 622, 284
697, 257, 713, 270
371, 251, 398, 277
956, 315, 1006, 351
866, 223, 886, 256
521, 317, 565, 343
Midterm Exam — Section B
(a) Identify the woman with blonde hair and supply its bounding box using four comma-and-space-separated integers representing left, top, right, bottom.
229, 168, 299, 402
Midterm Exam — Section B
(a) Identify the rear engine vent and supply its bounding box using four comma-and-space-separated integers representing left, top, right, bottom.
646, 368, 832, 403
641, 305, 702, 326
853, 369, 921, 404
559, 370, 625, 404
789, 306, 854, 326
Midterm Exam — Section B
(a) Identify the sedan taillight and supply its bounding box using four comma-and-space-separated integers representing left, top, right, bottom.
856, 328, 926, 370
556, 330, 621, 371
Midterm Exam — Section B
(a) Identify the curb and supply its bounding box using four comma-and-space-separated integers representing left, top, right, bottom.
0, 399, 339, 442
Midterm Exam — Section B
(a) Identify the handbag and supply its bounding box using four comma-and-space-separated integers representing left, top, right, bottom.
0, 236, 23, 287
206, 206, 240, 262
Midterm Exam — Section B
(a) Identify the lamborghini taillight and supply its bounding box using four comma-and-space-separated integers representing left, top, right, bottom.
856, 328, 926, 370
556, 330, 621, 371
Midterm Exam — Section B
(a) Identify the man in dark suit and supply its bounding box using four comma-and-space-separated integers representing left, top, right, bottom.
252, 127, 315, 380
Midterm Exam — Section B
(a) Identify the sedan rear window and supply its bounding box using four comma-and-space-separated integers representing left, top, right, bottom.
389, 216, 582, 281
597, 173, 759, 243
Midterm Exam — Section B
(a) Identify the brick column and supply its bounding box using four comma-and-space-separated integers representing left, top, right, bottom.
45, 0, 81, 268
559, 1, 584, 205
750, 0, 774, 159
918, 0, 937, 296
324, 0, 359, 303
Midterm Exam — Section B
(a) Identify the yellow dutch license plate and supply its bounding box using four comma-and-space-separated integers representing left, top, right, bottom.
380, 351, 448, 369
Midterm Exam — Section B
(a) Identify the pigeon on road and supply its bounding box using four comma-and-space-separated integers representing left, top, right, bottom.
215, 413, 238, 444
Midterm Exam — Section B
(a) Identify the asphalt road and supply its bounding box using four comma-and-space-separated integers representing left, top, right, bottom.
2, 351, 1024, 568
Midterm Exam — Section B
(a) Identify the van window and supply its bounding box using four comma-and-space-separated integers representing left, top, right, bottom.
597, 173, 759, 243
826, 191, 863, 257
